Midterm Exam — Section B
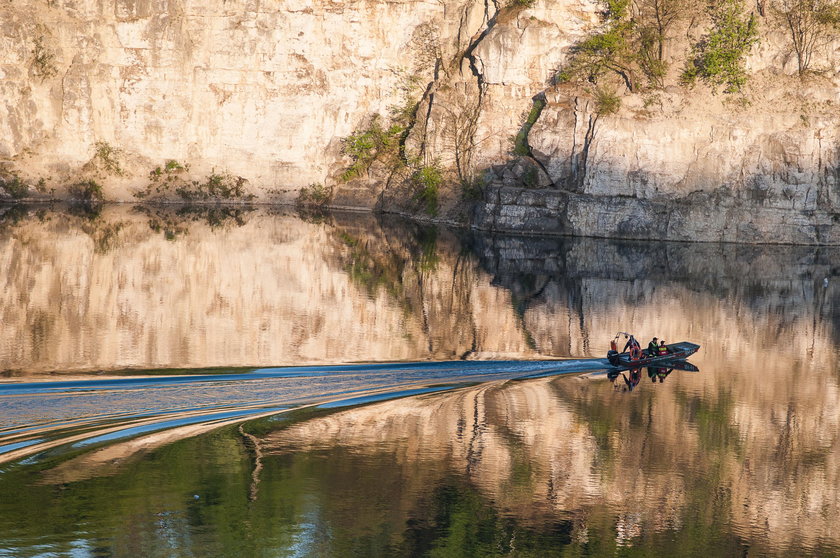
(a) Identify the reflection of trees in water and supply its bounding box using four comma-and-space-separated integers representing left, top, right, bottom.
0, 204, 24, 225
4, 206, 840, 377
327, 214, 483, 359
1, 203, 127, 255
317, 215, 840, 363
5, 375, 833, 556
470, 233, 840, 554
133, 204, 256, 240
0, 204, 45, 229
2, 203, 257, 250
471, 233, 840, 350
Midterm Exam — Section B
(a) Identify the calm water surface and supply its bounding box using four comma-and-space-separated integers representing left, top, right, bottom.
0, 205, 839, 556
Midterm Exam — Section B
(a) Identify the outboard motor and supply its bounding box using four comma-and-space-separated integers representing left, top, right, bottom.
607, 338, 620, 365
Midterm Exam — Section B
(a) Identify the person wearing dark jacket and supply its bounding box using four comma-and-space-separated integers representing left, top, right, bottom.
647, 337, 659, 357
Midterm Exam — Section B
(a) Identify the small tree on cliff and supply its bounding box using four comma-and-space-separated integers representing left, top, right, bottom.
681, 0, 760, 93
772, 0, 840, 75
557, 0, 693, 90
557, 0, 638, 91
633, 0, 693, 86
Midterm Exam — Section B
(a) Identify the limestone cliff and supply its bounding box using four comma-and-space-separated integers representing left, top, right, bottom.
1, 0, 839, 243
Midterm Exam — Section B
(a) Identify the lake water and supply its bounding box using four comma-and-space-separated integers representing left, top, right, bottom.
1, 204, 839, 557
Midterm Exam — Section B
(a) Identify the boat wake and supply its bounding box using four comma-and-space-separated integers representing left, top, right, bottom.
0, 359, 612, 467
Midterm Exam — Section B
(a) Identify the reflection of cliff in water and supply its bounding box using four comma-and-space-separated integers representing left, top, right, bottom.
471, 232, 840, 354
255, 375, 840, 555
2, 206, 840, 376
470, 232, 840, 548
0, 206, 539, 372
2, 206, 839, 554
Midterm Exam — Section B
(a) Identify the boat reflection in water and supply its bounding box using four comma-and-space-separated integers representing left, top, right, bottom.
606, 359, 701, 391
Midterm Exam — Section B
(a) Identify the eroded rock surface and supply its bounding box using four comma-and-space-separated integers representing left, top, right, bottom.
1, 0, 839, 242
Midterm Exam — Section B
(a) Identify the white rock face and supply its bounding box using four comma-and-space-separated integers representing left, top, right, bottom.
2, 0, 840, 244
0, 0, 605, 201
1, 0, 468, 199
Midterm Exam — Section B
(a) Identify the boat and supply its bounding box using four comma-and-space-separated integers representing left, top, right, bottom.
607, 335, 700, 368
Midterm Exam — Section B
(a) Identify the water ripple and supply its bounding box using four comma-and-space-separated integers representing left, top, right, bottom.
0, 359, 606, 467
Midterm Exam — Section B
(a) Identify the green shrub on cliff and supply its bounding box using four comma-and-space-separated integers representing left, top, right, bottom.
297, 183, 333, 207
340, 116, 405, 182
32, 35, 57, 80
0, 176, 29, 199
69, 180, 104, 203
595, 87, 621, 115
92, 141, 125, 176
460, 175, 486, 201
558, 0, 694, 91
773, 0, 840, 75
176, 173, 252, 201
513, 96, 547, 156
340, 68, 427, 184
556, 0, 637, 91
135, 163, 252, 202
682, 0, 759, 93
412, 164, 443, 215
165, 159, 184, 172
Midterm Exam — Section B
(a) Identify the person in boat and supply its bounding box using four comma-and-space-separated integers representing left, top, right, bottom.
623, 334, 640, 353
647, 337, 659, 357
658, 340, 669, 355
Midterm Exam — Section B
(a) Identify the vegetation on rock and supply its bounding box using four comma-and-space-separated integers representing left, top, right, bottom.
772, 0, 840, 75
135, 162, 252, 202
682, 0, 760, 93
556, 0, 766, 97
340, 116, 406, 182
594, 87, 622, 115
177, 173, 252, 202
0, 175, 30, 199
89, 141, 125, 177
557, 0, 694, 92
460, 175, 486, 202
31, 34, 57, 80
412, 164, 443, 215
339, 69, 456, 215
69, 180, 104, 203
513, 96, 547, 156
297, 183, 333, 207
556, 0, 638, 91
